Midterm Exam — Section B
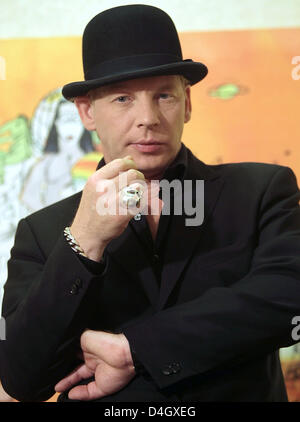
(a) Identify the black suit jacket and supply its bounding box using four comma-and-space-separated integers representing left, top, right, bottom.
1, 145, 300, 402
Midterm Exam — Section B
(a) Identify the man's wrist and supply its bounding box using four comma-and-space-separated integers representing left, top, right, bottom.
64, 226, 87, 257
68, 225, 107, 262
128, 345, 149, 376
78, 253, 106, 274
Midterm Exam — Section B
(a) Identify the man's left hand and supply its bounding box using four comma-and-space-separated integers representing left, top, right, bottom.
55, 330, 136, 401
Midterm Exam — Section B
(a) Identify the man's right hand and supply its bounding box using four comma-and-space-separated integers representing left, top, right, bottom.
70, 156, 145, 261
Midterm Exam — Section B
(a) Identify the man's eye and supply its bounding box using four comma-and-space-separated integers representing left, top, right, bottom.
159, 93, 172, 99
115, 96, 129, 103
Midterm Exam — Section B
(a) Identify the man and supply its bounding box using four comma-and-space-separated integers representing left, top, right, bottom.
1, 4, 300, 402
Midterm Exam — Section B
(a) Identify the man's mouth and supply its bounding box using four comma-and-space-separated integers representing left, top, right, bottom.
132, 139, 163, 145
130, 141, 164, 152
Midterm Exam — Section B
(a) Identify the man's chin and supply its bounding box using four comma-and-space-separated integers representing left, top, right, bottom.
126, 150, 177, 179
138, 167, 165, 180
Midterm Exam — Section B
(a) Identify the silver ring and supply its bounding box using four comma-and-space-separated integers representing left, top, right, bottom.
120, 186, 143, 209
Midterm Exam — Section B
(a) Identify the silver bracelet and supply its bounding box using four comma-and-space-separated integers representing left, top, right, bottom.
63, 227, 87, 257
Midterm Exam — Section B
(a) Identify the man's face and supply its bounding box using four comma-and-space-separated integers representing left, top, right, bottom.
75, 75, 191, 179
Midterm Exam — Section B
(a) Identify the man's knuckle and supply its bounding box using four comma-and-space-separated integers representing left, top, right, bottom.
128, 169, 143, 179
113, 158, 128, 172
127, 168, 137, 177
115, 158, 124, 166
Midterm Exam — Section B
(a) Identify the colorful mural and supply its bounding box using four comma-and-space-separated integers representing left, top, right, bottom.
0, 87, 103, 314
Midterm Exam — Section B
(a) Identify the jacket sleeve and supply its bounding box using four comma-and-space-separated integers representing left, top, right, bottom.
0, 219, 106, 402
123, 166, 300, 389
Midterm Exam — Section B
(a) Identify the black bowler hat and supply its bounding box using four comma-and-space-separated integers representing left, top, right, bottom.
62, 4, 208, 101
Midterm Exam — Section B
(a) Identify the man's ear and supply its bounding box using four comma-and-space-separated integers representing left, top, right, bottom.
184, 86, 192, 123
74, 96, 96, 131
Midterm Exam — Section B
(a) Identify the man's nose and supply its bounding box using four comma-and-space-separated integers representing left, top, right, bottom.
136, 99, 160, 128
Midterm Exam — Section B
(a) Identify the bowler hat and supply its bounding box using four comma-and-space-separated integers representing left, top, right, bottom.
62, 4, 208, 101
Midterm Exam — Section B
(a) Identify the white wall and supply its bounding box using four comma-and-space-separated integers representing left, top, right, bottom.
0, 0, 299, 39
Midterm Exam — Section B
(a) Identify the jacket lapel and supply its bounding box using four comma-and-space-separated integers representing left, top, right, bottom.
157, 155, 224, 310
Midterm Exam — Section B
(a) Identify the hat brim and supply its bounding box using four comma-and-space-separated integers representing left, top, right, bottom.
62, 60, 208, 101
